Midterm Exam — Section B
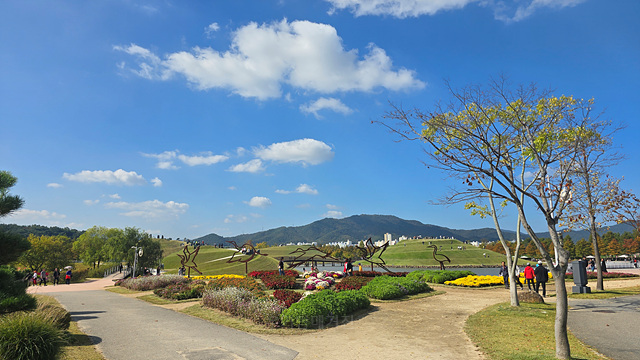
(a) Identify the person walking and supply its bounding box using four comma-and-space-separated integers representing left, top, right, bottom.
499, 262, 509, 289
32, 270, 38, 286
346, 258, 353, 276
601, 258, 608, 273
40, 269, 47, 286
534, 261, 549, 297
523, 263, 535, 291
278, 257, 285, 276
515, 265, 523, 290
65, 268, 72, 285
53, 268, 60, 286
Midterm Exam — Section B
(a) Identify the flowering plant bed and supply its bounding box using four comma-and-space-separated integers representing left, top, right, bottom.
207, 276, 265, 296
202, 287, 285, 327
116, 275, 189, 291
249, 270, 299, 278
334, 276, 372, 292
352, 270, 408, 277
302, 271, 343, 279
304, 273, 336, 290
406, 270, 474, 284
154, 281, 206, 300
189, 274, 245, 280
272, 289, 303, 308
260, 274, 297, 289
445, 275, 503, 287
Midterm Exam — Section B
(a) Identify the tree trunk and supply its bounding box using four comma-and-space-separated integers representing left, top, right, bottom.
509, 270, 520, 306
589, 225, 604, 291
553, 270, 571, 359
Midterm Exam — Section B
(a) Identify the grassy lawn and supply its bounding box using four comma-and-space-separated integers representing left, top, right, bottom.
380, 239, 504, 267
466, 303, 607, 360
567, 285, 640, 299
161, 246, 280, 275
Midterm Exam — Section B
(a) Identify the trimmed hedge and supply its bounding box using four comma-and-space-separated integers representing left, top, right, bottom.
280, 289, 370, 328
360, 275, 431, 300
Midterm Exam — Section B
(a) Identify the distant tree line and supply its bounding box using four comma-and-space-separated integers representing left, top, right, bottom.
0, 224, 84, 240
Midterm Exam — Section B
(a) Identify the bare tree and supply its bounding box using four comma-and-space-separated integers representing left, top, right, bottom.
378, 77, 608, 359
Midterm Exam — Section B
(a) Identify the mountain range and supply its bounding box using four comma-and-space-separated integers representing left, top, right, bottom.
192, 214, 637, 246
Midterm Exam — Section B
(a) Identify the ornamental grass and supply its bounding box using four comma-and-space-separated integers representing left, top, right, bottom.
202, 287, 285, 327
117, 274, 189, 291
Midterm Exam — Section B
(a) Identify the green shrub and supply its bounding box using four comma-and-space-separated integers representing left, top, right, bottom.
0, 312, 66, 360
280, 289, 370, 328
360, 275, 431, 300
0, 267, 36, 314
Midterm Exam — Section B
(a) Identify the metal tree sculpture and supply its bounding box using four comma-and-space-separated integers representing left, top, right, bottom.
355, 238, 391, 272
287, 245, 341, 269
426, 244, 451, 270
226, 241, 268, 274
177, 245, 202, 278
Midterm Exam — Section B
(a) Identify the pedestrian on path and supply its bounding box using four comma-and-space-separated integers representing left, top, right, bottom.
534, 261, 548, 297
514, 265, 523, 290
524, 263, 535, 291
278, 258, 285, 276
32, 270, 38, 286
40, 269, 48, 286
53, 268, 60, 285
65, 269, 72, 285
499, 261, 509, 289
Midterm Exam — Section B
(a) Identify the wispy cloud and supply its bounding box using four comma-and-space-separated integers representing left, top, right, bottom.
47, 183, 63, 188
324, 0, 586, 22
151, 177, 163, 187
300, 97, 353, 119
105, 200, 189, 218
63, 169, 146, 186
143, 150, 229, 169
84, 199, 100, 206
276, 184, 319, 195
115, 19, 424, 100
227, 159, 266, 173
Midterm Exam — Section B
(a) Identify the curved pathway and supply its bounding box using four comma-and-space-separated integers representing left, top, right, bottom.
29, 275, 297, 360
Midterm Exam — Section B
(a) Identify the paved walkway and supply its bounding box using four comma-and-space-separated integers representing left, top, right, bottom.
30, 275, 297, 360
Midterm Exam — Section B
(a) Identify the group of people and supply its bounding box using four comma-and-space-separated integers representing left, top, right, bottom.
499, 260, 549, 297
29, 268, 73, 286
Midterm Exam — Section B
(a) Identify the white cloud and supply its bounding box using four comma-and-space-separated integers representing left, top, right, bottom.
105, 200, 189, 219
109, 193, 121, 199
277, 184, 319, 195
84, 199, 100, 206
228, 186, 237, 191
143, 150, 228, 169
151, 177, 163, 187
205, 22, 220, 38
8, 209, 67, 221
326, 204, 340, 210
300, 97, 354, 119
246, 196, 272, 208
47, 183, 63, 188
324, 0, 586, 22
116, 19, 424, 100
63, 169, 147, 186
254, 139, 334, 166
323, 210, 343, 218
224, 214, 249, 223
227, 159, 266, 173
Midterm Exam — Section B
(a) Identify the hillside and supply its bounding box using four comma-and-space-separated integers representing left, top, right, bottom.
194, 214, 524, 246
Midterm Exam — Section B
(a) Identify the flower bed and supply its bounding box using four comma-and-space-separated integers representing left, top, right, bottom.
445, 275, 503, 287
334, 276, 371, 292
202, 287, 284, 327
189, 274, 245, 280
153, 280, 207, 300
280, 289, 370, 328
304, 272, 336, 290
352, 270, 408, 277
302, 271, 343, 279
272, 289, 303, 308
360, 275, 431, 300
406, 270, 475, 284
259, 274, 297, 289
249, 270, 299, 278
207, 276, 265, 296
116, 275, 188, 291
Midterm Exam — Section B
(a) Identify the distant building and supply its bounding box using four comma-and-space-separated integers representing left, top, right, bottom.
384, 233, 392, 243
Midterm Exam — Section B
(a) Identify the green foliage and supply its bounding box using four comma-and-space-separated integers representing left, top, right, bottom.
0, 267, 36, 314
0, 170, 24, 218
19, 234, 73, 272
0, 224, 83, 240
0, 231, 30, 265
35, 302, 71, 330
406, 269, 475, 284
279, 289, 370, 328
360, 275, 431, 300
0, 312, 66, 360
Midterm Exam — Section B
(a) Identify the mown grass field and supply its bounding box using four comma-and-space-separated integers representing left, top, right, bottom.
381, 238, 503, 267
161, 245, 280, 275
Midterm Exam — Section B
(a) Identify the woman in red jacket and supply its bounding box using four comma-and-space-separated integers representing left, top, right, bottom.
523, 263, 535, 291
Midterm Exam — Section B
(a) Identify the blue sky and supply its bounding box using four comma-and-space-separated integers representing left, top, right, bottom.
2, 0, 639, 239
